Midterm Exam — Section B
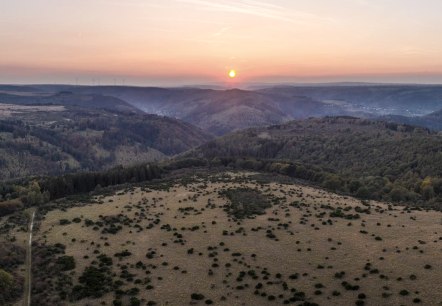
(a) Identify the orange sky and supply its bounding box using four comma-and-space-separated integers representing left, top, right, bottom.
1, 0, 442, 85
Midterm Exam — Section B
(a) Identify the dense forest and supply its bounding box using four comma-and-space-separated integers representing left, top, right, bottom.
0, 163, 161, 217
2, 116, 442, 220
0, 107, 211, 180
188, 117, 442, 208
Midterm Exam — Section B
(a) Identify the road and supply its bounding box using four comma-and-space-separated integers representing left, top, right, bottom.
23, 209, 36, 306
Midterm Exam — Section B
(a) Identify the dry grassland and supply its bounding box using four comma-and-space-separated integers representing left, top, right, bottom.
34, 172, 442, 306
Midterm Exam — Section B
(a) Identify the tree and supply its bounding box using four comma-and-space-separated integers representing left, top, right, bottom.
0, 269, 15, 304
422, 186, 435, 200
323, 175, 342, 191
349, 180, 362, 193
0, 199, 23, 217
16, 181, 50, 207
0, 269, 13, 290
390, 186, 410, 202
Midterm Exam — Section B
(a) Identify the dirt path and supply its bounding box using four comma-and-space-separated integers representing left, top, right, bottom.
23, 209, 36, 306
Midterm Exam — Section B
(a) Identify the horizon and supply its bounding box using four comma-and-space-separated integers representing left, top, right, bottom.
3, 80, 442, 90
2, 0, 442, 86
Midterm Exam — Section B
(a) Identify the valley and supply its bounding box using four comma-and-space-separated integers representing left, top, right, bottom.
3, 84, 442, 137
0, 105, 210, 180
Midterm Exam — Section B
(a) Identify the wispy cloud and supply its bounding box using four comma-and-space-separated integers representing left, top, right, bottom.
398, 46, 439, 57
212, 26, 231, 37
176, 0, 334, 24
352, 0, 381, 9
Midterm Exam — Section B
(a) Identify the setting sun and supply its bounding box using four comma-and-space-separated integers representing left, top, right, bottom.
228, 70, 236, 79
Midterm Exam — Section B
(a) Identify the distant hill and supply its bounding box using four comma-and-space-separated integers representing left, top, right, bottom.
3, 84, 442, 135
51, 86, 349, 135
188, 117, 442, 207
258, 85, 442, 116
0, 107, 211, 180
0, 85, 43, 92
380, 108, 442, 131
0, 91, 138, 113
36, 84, 442, 133
111, 87, 338, 136
424, 108, 442, 123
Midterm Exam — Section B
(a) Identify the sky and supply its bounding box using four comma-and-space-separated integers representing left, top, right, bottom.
1, 0, 442, 86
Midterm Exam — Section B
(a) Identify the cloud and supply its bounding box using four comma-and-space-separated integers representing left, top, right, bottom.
398, 46, 439, 57
176, 0, 334, 24
212, 26, 231, 37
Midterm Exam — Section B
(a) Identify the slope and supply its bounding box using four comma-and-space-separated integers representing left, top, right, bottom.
0, 106, 212, 180
259, 85, 442, 116
380, 108, 442, 131
61, 85, 347, 135
0, 90, 138, 113
188, 116, 442, 207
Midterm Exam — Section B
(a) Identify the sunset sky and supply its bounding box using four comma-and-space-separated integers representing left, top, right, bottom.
1, 0, 442, 86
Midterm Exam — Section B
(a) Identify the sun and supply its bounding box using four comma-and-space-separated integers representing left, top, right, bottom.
228, 69, 236, 78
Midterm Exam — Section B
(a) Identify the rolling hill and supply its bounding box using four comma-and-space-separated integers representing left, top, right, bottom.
0, 91, 137, 113
187, 116, 442, 207
4, 84, 442, 136
259, 84, 442, 116
5, 171, 439, 306
380, 108, 442, 131
39, 84, 442, 133
42, 85, 351, 135
0, 106, 211, 181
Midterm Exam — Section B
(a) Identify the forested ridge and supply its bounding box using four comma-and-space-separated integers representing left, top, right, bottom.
0, 163, 162, 217
0, 107, 211, 180
188, 117, 442, 208
2, 116, 442, 219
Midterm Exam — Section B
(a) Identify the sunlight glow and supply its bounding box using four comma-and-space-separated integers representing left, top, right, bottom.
2, 0, 442, 84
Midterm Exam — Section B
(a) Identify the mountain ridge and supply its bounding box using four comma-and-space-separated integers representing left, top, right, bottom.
186, 116, 442, 206
0, 106, 212, 181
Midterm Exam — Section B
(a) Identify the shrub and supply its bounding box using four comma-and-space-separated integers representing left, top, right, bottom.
0, 268, 23, 304
71, 266, 112, 300
220, 188, 270, 219
0, 269, 13, 291
59, 219, 71, 225
0, 199, 23, 217
72, 217, 81, 223
191, 293, 205, 300
56, 255, 76, 271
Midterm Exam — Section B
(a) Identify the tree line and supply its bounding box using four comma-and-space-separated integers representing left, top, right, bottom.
0, 163, 161, 216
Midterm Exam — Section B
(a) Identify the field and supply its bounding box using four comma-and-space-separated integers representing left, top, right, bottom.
27, 171, 442, 305
0, 104, 64, 117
